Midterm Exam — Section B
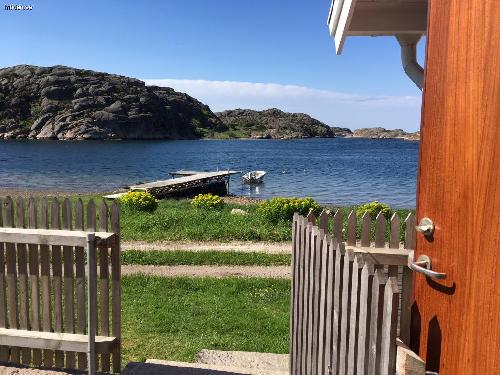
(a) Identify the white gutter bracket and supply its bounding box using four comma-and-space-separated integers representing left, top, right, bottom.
396, 34, 424, 90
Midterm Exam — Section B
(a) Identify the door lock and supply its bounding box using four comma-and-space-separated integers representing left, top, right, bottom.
416, 217, 435, 237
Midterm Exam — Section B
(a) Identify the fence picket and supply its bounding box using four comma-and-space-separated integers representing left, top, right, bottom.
62, 199, 75, 368
379, 277, 400, 375
40, 198, 53, 367
311, 227, 323, 374
99, 202, 111, 372
0, 198, 8, 361
368, 270, 387, 375
51, 199, 65, 368
404, 213, 416, 250
4, 197, 20, 363
317, 234, 330, 374
361, 212, 371, 247
333, 210, 343, 243
356, 262, 375, 374
347, 254, 364, 375
296, 217, 307, 374
389, 213, 401, 249
74, 199, 87, 371
318, 209, 329, 232
290, 214, 299, 374
339, 250, 355, 375
15, 198, 31, 365
307, 210, 316, 225
347, 211, 356, 246
331, 240, 345, 374
375, 212, 386, 248
301, 222, 312, 374
28, 197, 42, 366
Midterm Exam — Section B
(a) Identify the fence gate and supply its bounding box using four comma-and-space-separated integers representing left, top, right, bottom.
290, 210, 418, 375
0, 196, 121, 374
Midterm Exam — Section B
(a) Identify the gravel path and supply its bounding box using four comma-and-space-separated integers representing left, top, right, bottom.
122, 241, 291, 254
122, 265, 291, 278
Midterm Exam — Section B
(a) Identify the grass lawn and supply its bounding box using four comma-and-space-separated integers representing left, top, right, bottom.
120, 199, 291, 242
121, 276, 291, 363
122, 250, 291, 266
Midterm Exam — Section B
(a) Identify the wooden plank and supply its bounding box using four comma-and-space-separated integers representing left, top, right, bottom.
361, 212, 371, 247
62, 198, 75, 369
338, 250, 355, 375
300, 222, 312, 375
356, 262, 375, 375
346, 210, 356, 246
0, 328, 116, 353
331, 240, 345, 374
74, 199, 87, 371
345, 246, 411, 266
375, 211, 386, 248
323, 237, 335, 374
86, 200, 97, 371
39, 198, 53, 367
4, 196, 20, 363
289, 214, 299, 374
28, 197, 42, 366
99, 202, 110, 372
316, 234, 329, 374
51, 198, 64, 368
310, 227, 323, 375
396, 339, 426, 375
399, 267, 413, 347
347, 254, 364, 375
306, 225, 317, 374
333, 209, 343, 243
111, 201, 122, 373
15, 198, 31, 365
0, 198, 9, 362
87, 234, 98, 375
0, 228, 114, 247
368, 270, 387, 375
307, 210, 316, 225
404, 213, 416, 250
318, 209, 329, 232
390, 213, 401, 249
379, 277, 400, 375
295, 217, 306, 375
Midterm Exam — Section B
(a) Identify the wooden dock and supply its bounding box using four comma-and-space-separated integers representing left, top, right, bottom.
128, 170, 240, 198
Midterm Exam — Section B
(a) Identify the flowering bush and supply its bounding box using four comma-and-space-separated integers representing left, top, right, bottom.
191, 193, 225, 210
257, 197, 321, 223
120, 191, 158, 212
356, 201, 392, 219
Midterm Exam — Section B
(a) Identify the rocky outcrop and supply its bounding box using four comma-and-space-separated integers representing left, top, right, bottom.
352, 127, 419, 141
215, 108, 351, 139
0, 65, 226, 140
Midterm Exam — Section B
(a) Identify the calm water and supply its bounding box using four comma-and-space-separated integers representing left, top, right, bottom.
0, 138, 419, 207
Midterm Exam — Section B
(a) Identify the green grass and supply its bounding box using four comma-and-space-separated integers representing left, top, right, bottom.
120, 199, 291, 242
121, 276, 290, 363
122, 250, 291, 266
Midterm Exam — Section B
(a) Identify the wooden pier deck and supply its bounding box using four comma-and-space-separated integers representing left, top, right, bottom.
129, 170, 240, 198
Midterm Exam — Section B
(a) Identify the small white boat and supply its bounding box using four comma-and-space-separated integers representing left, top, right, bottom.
242, 170, 267, 184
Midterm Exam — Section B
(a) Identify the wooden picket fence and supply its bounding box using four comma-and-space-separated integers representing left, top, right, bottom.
289, 210, 416, 375
0, 196, 121, 373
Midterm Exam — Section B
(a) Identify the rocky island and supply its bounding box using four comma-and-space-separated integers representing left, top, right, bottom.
215, 108, 351, 139
0, 65, 347, 140
352, 127, 419, 141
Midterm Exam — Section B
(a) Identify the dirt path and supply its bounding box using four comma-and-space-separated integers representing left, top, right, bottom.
122, 241, 291, 254
122, 265, 291, 278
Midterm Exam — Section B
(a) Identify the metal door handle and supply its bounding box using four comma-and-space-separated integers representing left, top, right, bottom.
409, 254, 447, 280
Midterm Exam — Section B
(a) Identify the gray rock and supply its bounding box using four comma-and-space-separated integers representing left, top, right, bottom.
0, 64, 226, 140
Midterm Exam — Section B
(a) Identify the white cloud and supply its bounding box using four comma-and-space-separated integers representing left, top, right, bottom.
143, 79, 422, 131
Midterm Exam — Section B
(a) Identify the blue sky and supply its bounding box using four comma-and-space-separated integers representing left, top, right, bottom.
0, 0, 424, 131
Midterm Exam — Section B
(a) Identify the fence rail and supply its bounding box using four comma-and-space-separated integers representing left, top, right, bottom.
290, 212, 413, 375
0, 196, 121, 373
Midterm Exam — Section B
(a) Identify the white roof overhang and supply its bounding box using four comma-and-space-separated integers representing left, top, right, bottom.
328, 0, 428, 54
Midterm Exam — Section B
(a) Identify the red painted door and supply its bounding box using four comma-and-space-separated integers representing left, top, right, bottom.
411, 0, 500, 374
